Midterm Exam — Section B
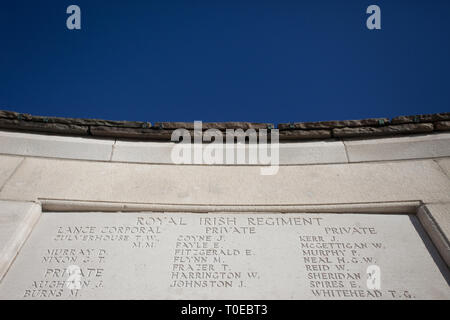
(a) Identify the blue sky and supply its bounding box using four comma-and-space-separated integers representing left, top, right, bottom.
0, 0, 449, 123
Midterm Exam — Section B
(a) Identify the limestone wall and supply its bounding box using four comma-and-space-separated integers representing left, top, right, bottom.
0, 129, 449, 299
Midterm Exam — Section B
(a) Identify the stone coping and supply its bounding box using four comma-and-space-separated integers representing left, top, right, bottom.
0, 110, 449, 141
1, 130, 449, 165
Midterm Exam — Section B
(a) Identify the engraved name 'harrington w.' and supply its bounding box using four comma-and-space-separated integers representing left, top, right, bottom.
170, 121, 279, 175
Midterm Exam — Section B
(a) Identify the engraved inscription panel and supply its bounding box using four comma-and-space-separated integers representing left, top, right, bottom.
0, 212, 449, 299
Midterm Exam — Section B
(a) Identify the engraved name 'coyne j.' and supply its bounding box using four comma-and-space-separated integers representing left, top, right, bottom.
170, 121, 279, 175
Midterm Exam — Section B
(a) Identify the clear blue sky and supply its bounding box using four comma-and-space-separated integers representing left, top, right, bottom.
0, 0, 449, 123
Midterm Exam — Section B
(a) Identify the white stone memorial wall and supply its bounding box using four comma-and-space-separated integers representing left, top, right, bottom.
0, 212, 448, 300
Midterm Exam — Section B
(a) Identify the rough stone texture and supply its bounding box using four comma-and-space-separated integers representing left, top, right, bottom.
0, 111, 18, 119
0, 212, 448, 299
278, 118, 389, 130
0, 110, 149, 128
0, 156, 23, 190
0, 130, 114, 161
90, 126, 173, 140
333, 123, 434, 138
0, 119, 89, 136
0, 201, 41, 281
153, 122, 273, 130
279, 129, 331, 140
1, 109, 450, 141
391, 113, 450, 125
1, 158, 450, 205
92, 127, 272, 141
344, 133, 450, 162
435, 121, 450, 131
37, 118, 149, 128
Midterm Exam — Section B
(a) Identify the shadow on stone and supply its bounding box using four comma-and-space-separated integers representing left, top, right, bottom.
408, 215, 450, 286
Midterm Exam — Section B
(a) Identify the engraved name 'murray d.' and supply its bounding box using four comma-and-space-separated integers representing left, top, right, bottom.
0, 212, 449, 299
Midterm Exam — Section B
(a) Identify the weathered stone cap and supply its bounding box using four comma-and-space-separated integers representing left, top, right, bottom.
153, 122, 272, 130
278, 117, 390, 130
0, 109, 449, 141
278, 113, 450, 139
0, 110, 274, 140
